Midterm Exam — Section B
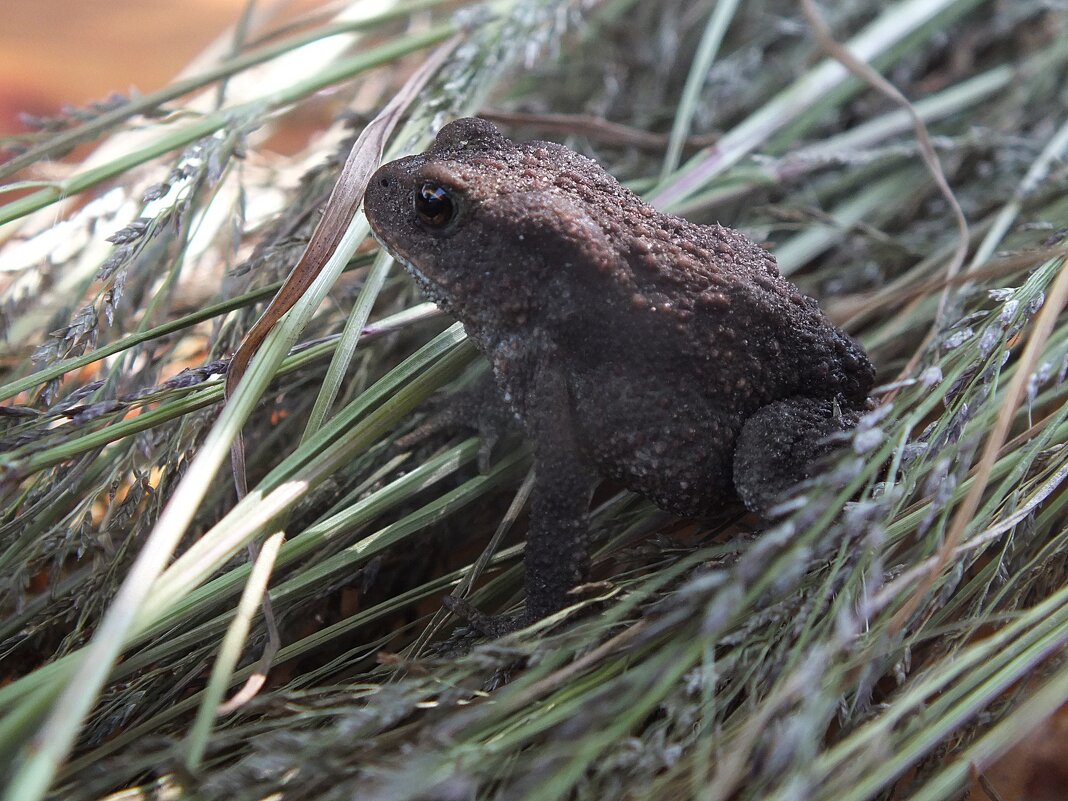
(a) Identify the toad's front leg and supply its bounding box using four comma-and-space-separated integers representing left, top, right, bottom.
445, 361, 597, 634
523, 363, 598, 620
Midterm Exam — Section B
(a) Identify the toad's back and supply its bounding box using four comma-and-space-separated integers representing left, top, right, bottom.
545, 200, 873, 516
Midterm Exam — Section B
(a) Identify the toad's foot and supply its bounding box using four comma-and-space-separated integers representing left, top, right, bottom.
442, 595, 526, 638
733, 396, 863, 515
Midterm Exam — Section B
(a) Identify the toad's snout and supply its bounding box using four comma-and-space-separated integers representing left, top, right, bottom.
363, 162, 403, 236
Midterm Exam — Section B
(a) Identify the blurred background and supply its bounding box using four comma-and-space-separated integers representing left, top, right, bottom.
0, 1, 254, 134
0, 0, 355, 153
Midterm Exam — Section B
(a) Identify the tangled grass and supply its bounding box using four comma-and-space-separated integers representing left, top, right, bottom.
0, 1, 1065, 799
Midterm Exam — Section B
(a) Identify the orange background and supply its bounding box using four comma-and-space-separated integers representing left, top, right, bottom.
0, 0, 271, 135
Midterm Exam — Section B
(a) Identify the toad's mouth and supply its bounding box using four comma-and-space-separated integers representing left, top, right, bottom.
369, 231, 451, 308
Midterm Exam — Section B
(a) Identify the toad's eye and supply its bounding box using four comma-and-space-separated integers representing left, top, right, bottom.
414, 183, 456, 228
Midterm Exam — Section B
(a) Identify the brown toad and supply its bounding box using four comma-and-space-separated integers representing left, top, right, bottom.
364, 118, 874, 626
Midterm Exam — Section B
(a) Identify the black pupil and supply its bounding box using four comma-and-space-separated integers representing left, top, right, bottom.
414, 183, 455, 228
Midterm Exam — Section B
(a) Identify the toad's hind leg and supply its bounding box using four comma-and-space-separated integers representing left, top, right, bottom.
732, 397, 862, 515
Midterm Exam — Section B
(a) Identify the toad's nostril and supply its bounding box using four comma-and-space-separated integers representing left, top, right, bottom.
379, 178, 390, 187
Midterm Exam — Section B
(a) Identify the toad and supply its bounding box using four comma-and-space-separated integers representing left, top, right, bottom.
364, 118, 874, 628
